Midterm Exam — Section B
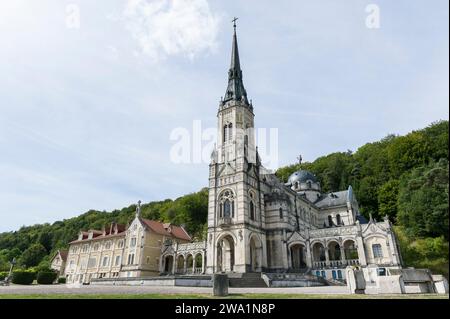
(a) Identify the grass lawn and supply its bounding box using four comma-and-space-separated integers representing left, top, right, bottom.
0, 293, 447, 299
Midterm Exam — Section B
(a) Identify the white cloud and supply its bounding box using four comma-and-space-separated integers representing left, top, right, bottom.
122, 0, 220, 61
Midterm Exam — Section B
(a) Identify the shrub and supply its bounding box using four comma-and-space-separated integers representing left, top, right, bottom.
12, 270, 36, 285
36, 271, 58, 285
58, 277, 66, 284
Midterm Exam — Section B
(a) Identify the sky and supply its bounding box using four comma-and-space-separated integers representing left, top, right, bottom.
0, 0, 448, 232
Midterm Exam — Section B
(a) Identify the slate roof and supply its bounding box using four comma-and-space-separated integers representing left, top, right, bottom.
314, 191, 349, 208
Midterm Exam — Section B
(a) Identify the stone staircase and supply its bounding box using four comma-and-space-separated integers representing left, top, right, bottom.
228, 272, 268, 288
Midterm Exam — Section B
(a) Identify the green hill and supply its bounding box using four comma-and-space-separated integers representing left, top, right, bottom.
0, 121, 448, 277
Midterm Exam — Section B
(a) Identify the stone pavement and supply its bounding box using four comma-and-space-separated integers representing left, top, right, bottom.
0, 284, 351, 295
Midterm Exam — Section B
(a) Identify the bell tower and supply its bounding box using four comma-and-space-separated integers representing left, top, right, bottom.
206, 19, 267, 274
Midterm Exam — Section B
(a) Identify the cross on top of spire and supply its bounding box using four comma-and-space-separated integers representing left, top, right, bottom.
232, 17, 238, 29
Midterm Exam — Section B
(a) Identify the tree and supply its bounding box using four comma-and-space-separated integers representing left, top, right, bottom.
377, 179, 399, 221
19, 244, 47, 268
397, 159, 449, 239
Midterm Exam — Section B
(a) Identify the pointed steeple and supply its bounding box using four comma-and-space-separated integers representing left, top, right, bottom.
223, 17, 249, 105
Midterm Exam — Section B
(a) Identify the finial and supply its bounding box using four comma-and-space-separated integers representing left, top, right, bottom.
232, 17, 238, 29
297, 154, 303, 165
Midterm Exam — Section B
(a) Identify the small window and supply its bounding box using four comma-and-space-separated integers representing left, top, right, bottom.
127, 254, 135, 265
130, 238, 136, 247
328, 215, 333, 227
115, 256, 121, 266
336, 214, 341, 226
279, 207, 283, 219
102, 256, 109, 267
372, 244, 383, 258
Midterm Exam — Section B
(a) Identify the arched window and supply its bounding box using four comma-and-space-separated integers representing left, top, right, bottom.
249, 201, 255, 220
328, 215, 333, 227
219, 190, 235, 219
244, 135, 248, 157
372, 244, 383, 258
279, 207, 283, 219
224, 199, 231, 218
294, 182, 299, 189
223, 125, 228, 142
336, 214, 341, 226
306, 181, 312, 189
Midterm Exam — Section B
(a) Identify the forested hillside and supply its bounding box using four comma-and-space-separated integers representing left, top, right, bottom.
0, 121, 448, 277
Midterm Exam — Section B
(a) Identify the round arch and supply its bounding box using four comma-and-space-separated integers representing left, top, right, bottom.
289, 241, 307, 270
327, 240, 341, 261
216, 234, 235, 272
249, 233, 263, 272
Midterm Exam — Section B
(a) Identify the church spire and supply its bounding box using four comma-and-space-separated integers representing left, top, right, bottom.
223, 17, 249, 105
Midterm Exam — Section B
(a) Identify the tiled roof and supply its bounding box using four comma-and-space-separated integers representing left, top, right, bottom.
140, 219, 191, 241
59, 250, 68, 261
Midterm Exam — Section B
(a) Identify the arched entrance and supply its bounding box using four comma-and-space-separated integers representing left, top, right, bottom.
164, 255, 174, 274
249, 235, 263, 272
217, 235, 235, 272
290, 243, 307, 270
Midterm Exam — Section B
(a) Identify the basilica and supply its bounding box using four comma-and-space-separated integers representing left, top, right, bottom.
61, 24, 403, 286
164, 23, 403, 282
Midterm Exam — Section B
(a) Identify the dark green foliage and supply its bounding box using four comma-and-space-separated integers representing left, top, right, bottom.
12, 270, 36, 285
58, 277, 66, 284
378, 179, 399, 221
397, 159, 449, 240
19, 244, 47, 268
36, 271, 57, 284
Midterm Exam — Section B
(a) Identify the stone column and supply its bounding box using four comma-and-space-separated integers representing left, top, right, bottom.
202, 252, 206, 274
324, 247, 330, 267
356, 236, 367, 266
340, 246, 346, 264
171, 255, 176, 274
183, 258, 187, 274
306, 241, 312, 268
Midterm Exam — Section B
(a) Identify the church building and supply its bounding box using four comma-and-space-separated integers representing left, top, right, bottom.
65, 23, 403, 285
161, 22, 403, 282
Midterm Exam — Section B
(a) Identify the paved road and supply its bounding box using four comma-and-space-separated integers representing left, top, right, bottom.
0, 284, 351, 295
